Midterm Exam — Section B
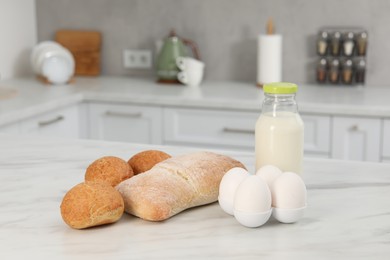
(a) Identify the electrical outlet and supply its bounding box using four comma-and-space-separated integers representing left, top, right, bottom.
123, 49, 152, 69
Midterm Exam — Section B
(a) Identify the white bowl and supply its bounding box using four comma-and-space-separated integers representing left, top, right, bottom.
31, 41, 75, 84
42, 56, 73, 85
31, 41, 64, 73
37, 48, 74, 74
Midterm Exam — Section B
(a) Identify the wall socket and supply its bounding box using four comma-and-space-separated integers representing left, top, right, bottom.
123, 49, 152, 69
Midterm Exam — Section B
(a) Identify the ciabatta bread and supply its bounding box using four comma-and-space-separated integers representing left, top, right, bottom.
116, 151, 245, 221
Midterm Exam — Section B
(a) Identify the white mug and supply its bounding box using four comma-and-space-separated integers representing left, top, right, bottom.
176, 56, 205, 71
177, 70, 204, 86
176, 57, 205, 86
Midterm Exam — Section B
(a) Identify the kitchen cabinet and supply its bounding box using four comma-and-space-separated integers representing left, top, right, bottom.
20, 105, 80, 138
3, 76, 390, 162
88, 103, 162, 144
382, 119, 390, 161
164, 107, 332, 157
164, 107, 257, 150
331, 116, 381, 162
301, 114, 331, 158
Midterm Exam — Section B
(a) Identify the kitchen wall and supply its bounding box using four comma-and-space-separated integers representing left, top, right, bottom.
36, 0, 390, 85
0, 0, 37, 79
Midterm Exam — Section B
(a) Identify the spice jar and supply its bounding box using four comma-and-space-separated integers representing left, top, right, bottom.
329, 58, 340, 84
330, 32, 341, 56
355, 58, 366, 84
342, 32, 355, 57
356, 31, 368, 56
341, 59, 353, 84
316, 58, 328, 83
317, 31, 329, 56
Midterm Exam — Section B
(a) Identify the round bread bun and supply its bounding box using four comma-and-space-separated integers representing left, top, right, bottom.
85, 156, 134, 187
60, 182, 124, 229
128, 150, 171, 175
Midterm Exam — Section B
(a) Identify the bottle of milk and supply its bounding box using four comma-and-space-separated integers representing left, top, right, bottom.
255, 82, 304, 174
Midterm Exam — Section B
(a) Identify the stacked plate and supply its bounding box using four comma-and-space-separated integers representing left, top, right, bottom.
31, 41, 75, 84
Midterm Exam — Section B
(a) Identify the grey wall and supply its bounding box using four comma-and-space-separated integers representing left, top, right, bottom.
36, 0, 390, 85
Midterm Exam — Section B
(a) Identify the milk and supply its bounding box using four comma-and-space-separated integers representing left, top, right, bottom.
255, 111, 304, 174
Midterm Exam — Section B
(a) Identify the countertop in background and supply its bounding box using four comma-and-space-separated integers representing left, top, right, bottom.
1, 76, 390, 126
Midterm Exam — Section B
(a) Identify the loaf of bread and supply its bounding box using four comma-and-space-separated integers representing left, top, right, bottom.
116, 151, 245, 221
128, 150, 171, 175
60, 182, 124, 229
85, 156, 134, 187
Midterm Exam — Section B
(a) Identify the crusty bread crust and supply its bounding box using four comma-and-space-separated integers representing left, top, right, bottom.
85, 156, 133, 187
128, 150, 171, 175
116, 151, 245, 221
60, 182, 124, 229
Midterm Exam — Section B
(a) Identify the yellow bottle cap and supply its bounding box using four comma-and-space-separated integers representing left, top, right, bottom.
263, 82, 298, 94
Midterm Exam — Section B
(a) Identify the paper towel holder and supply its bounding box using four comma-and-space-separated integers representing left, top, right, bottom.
266, 18, 274, 35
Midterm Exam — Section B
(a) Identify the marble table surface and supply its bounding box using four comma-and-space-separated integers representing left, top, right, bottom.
0, 134, 389, 259
1, 76, 390, 126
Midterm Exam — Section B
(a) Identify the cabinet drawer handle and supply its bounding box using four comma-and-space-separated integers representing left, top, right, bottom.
105, 111, 142, 118
349, 125, 359, 131
223, 127, 255, 135
38, 115, 64, 127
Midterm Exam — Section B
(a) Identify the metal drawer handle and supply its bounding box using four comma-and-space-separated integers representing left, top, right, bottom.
105, 111, 142, 118
38, 115, 64, 127
223, 127, 255, 135
349, 125, 359, 131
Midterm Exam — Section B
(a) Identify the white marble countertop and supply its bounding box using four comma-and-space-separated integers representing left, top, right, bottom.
1, 76, 390, 125
0, 134, 389, 259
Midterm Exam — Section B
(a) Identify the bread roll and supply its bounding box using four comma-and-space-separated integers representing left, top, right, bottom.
116, 151, 245, 221
128, 150, 171, 175
60, 182, 124, 229
85, 156, 133, 187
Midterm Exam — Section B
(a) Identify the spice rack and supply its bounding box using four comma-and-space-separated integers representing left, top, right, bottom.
316, 28, 367, 85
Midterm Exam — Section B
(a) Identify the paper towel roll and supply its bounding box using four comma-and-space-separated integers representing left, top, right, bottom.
257, 34, 282, 85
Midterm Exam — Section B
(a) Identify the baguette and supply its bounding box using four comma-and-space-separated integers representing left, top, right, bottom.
116, 151, 245, 221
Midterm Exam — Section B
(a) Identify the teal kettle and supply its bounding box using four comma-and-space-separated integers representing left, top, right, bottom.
156, 30, 200, 83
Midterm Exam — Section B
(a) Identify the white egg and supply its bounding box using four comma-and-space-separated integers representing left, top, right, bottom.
233, 175, 271, 213
272, 172, 307, 209
256, 165, 283, 188
218, 167, 249, 215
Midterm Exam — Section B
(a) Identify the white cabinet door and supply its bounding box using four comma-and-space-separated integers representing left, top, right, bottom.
20, 105, 80, 139
382, 119, 390, 158
301, 114, 331, 157
88, 103, 162, 144
332, 116, 381, 162
164, 108, 333, 156
164, 107, 258, 150
0, 122, 20, 134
